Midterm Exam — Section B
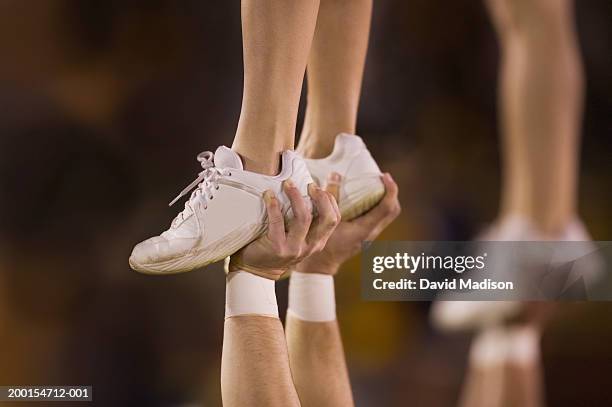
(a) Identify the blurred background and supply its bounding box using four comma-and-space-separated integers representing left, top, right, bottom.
0, 0, 610, 405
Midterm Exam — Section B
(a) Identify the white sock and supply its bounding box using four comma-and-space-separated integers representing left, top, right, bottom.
506, 326, 541, 365
470, 326, 511, 367
225, 271, 278, 319
287, 271, 336, 322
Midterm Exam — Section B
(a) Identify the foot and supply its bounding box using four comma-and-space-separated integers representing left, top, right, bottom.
302, 133, 384, 220
430, 216, 600, 332
129, 146, 313, 275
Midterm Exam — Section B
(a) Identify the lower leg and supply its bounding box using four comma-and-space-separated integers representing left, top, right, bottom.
297, 0, 373, 159
503, 325, 545, 407
233, 0, 320, 175
489, 0, 583, 234
459, 327, 509, 407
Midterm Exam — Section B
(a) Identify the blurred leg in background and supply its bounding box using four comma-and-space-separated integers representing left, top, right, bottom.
458, 0, 585, 405
503, 326, 546, 407
459, 327, 509, 407
489, 0, 584, 235
459, 326, 545, 407
232, 0, 320, 175
297, 0, 373, 159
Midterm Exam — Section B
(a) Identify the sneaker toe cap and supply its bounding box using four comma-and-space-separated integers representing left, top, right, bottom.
129, 236, 194, 269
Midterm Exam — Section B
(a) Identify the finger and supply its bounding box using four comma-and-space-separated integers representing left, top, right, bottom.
284, 179, 312, 244
325, 173, 342, 221
322, 190, 341, 239
351, 173, 401, 235
325, 172, 342, 203
329, 188, 341, 223
305, 186, 340, 250
264, 190, 286, 243
364, 212, 397, 242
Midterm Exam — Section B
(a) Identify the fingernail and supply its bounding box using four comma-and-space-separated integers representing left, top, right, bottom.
284, 179, 296, 189
329, 172, 341, 183
263, 189, 274, 203
308, 183, 320, 195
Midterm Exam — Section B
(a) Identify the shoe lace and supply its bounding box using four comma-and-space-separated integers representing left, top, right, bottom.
169, 151, 232, 224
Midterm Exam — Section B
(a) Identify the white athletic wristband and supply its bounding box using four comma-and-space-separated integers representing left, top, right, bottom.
287, 271, 336, 322
225, 271, 278, 319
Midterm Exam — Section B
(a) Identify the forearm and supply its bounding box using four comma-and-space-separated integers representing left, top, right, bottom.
222, 316, 300, 407
285, 271, 354, 407
221, 271, 300, 407
286, 316, 353, 407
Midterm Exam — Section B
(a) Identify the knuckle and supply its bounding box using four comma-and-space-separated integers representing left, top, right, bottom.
313, 242, 325, 253
329, 213, 340, 226
392, 202, 402, 216
271, 241, 284, 253
299, 212, 313, 225
323, 215, 336, 228
268, 214, 283, 225
384, 202, 400, 216
286, 245, 301, 259
278, 247, 294, 261
301, 246, 315, 258
277, 249, 289, 260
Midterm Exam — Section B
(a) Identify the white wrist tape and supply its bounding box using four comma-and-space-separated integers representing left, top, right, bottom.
287, 271, 336, 322
225, 271, 278, 319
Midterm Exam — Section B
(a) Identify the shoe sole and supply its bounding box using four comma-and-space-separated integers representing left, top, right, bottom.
340, 182, 386, 221
130, 222, 266, 275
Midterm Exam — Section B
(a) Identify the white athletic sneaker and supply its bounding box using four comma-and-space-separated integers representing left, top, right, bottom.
430, 216, 601, 332
303, 133, 384, 220
129, 146, 313, 275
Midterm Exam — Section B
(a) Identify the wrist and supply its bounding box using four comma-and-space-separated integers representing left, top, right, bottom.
287, 271, 336, 322
226, 256, 287, 280
295, 256, 340, 276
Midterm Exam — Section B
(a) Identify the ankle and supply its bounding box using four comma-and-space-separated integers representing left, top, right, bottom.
231, 141, 283, 176
532, 215, 574, 237
297, 133, 336, 159
298, 110, 355, 159
297, 142, 334, 159
240, 155, 280, 176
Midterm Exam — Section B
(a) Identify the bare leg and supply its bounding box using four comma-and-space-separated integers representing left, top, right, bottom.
233, 0, 320, 175
297, 0, 373, 159
504, 359, 545, 407
487, 0, 584, 234
504, 326, 545, 407
459, 327, 509, 407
